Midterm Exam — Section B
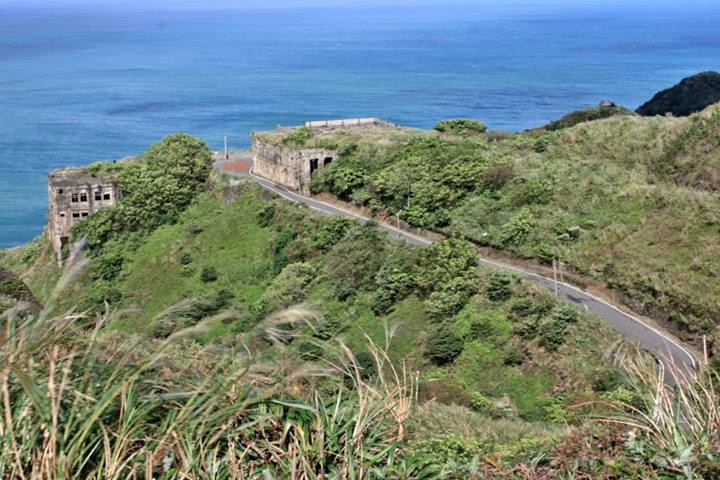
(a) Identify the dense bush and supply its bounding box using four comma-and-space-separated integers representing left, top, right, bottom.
417, 239, 479, 319
425, 326, 465, 365
371, 138, 507, 229
324, 224, 385, 299
256, 262, 317, 315
312, 159, 369, 198
485, 271, 513, 301
434, 118, 487, 136
315, 217, 354, 250
200, 266, 218, 283
372, 251, 416, 314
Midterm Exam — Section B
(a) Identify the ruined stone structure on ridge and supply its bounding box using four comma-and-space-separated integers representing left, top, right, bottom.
252, 118, 395, 194
47, 167, 120, 264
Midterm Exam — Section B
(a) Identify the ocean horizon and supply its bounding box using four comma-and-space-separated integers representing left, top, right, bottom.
1, 1, 719, 248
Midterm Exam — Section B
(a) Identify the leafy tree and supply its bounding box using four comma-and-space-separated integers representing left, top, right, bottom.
119, 133, 212, 231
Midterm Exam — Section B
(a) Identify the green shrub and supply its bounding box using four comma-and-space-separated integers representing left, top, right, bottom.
311, 158, 368, 199
324, 224, 385, 299
372, 252, 416, 314
79, 282, 122, 314
482, 163, 514, 190
508, 178, 555, 207
315, 217, 353, 250
485, 271, 513, 301
20, 238, 44, 265
256, 262, 316, 315
434, 118, 487, 136
256, 204, 276, 227
469, 392, 490, 412
418, 239, 479, 319
281, 127, 313, 147
179, 252, 193, 265
509, 297, 552, 318
538, 306, 577, 351
502, 345, 524, 366
200, 266, 218, 283
499, 208, 536, 247
119, 133, 213, 231
425, 326, 464, 365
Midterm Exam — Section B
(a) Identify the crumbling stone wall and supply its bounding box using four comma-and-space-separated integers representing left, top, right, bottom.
252, 137, 338, 195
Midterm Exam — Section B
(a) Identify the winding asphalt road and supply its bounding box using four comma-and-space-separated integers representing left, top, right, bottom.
246, 171, 697, 382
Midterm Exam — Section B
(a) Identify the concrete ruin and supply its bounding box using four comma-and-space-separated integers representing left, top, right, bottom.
252, 138, 337, 195
47, 167, 120, 264
252, 118, 396, 194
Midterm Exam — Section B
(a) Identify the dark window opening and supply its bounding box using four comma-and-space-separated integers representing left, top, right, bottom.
71, 193, 79, 203
309, 158, 319, 175
80, 193, 88, 202
94, 192, 102, 201
72, 213, 80, 219
324, 157, 333, 167
57, 189, 64, 195
81, 212, 89, 217
60, 213, 66, 217
103, 193, 111, 201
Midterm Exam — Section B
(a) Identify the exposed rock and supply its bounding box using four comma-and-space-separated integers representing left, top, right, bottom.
636, 71, 720, 117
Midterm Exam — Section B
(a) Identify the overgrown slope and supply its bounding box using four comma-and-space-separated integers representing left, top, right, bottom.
309, 107, 720, 349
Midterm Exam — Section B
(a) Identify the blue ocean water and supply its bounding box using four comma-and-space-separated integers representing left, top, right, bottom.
1, 2, 719, 248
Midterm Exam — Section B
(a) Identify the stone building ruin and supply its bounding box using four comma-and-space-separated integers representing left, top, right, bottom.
252, 118, 395, 194
251, 138, 338, 195
47, 167, 120, 264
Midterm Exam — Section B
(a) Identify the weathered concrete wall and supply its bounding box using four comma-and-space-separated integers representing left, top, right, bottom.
47, 168, 120, 264
304, 118, 395, 130
252, 137, 338, 195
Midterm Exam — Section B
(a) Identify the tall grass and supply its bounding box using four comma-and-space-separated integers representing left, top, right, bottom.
605, 346, 720, 478
0, 302, 415, 479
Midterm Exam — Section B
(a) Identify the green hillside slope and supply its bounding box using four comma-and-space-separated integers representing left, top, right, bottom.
309, 105, 720, 348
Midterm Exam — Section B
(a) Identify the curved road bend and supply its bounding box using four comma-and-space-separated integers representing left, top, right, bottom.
247, 171, 697, 382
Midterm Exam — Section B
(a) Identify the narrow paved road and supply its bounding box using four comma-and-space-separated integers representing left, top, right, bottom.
247, 171, 697, 382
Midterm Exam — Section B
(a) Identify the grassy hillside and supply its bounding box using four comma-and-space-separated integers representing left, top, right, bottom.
309, 105, 720, 349
1, 167, 641, 474
3, 126, 718, 477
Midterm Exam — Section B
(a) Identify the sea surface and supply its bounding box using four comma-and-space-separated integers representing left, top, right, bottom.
1, 2, 720, 248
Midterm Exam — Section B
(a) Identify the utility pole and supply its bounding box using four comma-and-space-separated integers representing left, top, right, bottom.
552, 259, 559, 297
224, 135, 229, 160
